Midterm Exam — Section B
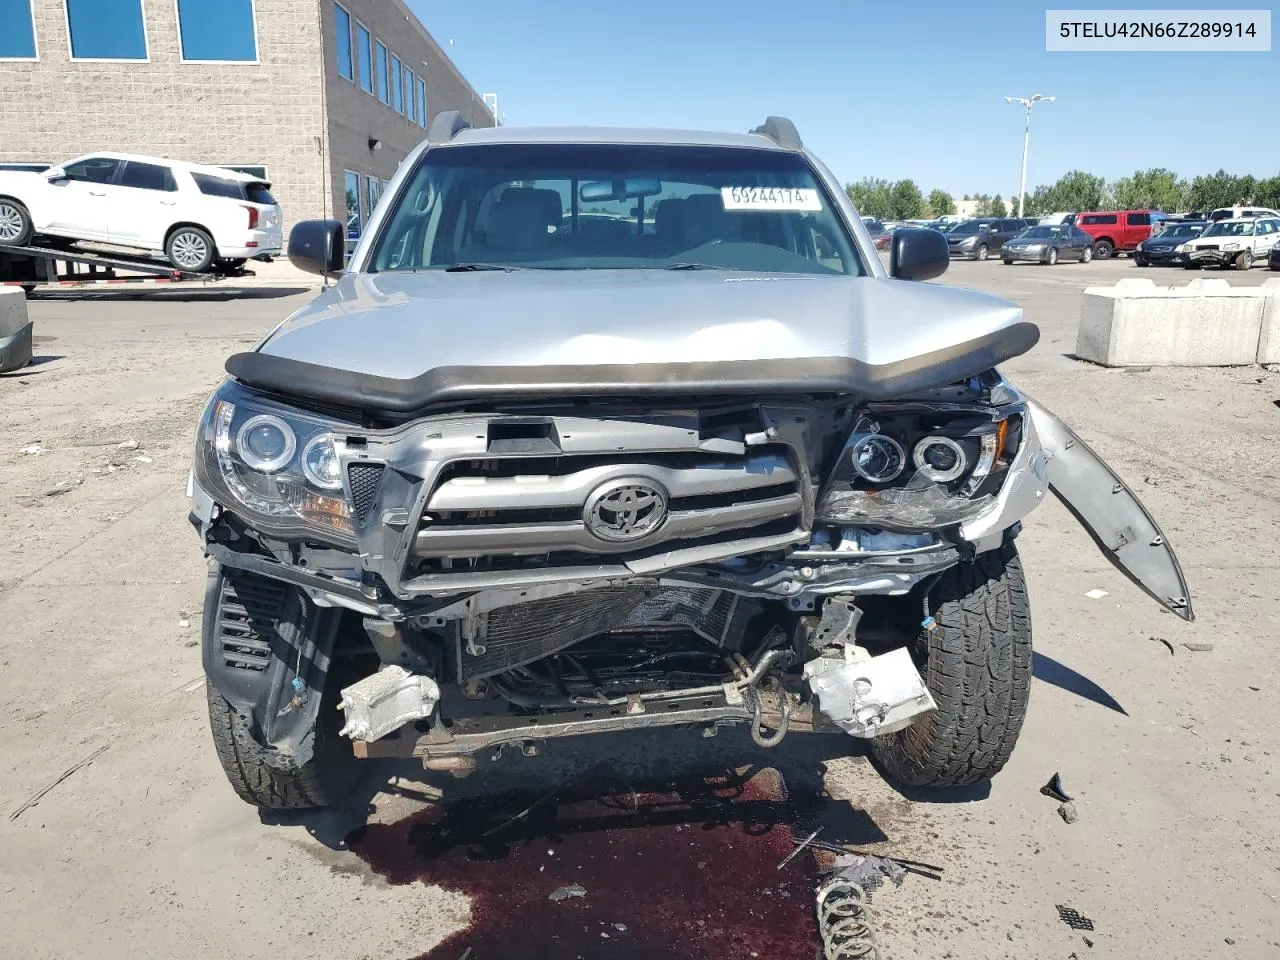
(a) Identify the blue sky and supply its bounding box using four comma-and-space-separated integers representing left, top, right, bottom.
409, 0, 1277, 198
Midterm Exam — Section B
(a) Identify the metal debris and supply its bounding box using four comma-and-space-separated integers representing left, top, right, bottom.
1056, 905, 1095, 931
777, 827, 823, 870
548, 883, 587, 902
1058, 802, 1079, 824
823, 853, 907, 891
816, 877, 877, 959
1040, 772, 1074, 803
1149, 636, 1174, 655
1083, 935, 1094, 948
1182, 642, 1214, 652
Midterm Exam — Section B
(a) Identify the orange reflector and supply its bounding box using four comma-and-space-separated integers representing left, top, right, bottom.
996, 419, 1010, 460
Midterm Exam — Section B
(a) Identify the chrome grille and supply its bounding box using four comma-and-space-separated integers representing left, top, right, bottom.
413, 449, 802, 564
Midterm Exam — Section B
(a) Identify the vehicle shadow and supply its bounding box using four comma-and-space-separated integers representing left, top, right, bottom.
0, 355, 63, 377
26, 286, 312, 302
1033, 650, 1127, 715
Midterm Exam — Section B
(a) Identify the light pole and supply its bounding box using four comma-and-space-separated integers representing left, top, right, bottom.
482, 92, 500, 127
1004, 94, 1054, 218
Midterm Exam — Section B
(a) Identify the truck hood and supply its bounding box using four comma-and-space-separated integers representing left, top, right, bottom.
232, 270, 1037, 413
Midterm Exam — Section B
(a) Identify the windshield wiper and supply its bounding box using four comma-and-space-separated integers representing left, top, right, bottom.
443, 262, 521, 272
664, 261, 727, 271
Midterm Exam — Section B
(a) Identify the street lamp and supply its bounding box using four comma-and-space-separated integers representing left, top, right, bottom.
482, 92, 500, 127
1004, 94, 1055, 218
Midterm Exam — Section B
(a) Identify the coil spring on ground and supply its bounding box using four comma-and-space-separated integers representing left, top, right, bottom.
815, 878, 878, 959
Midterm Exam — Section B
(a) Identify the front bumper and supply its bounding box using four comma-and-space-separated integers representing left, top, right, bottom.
1186, 247, 1239, 265
948, 243, 979, 258
1002, 247, 1046, 262
1138, 247, 1184, 263
191, 402, 1050, 619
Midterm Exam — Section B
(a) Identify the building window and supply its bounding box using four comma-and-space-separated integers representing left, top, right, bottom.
0, 0, 38, 59
344, 171, 362, 239
404, 67, 417, 124
366, 176, 382, 220
390, 56, 403, 114
176, 0, 257, 62
415, 77, 426, 128
333, 2, 353, 80
374, 41, 388, 103
355, 22, 372, 93
219, 164, 268, 179
65, 0, 148, 61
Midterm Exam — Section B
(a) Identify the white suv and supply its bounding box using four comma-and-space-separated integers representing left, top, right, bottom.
0, 153, 283, 272
1179, 216, 1280, 270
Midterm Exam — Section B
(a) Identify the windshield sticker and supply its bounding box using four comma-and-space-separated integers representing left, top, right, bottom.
721, 187, 822, 212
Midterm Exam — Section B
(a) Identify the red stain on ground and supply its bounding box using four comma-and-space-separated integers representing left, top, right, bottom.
347, 767, 823, 960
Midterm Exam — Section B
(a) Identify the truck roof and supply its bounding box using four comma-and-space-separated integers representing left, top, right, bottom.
448, 125, 791, 151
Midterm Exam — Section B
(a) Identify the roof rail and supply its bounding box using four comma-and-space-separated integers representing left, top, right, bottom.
427, 110, 470, 143
750, 116, 802, 150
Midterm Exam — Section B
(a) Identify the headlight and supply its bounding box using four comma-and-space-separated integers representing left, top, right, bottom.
817, 401, 1023, 528
1176, 243, 1189, 252
196, 380, 355, 542
1223, 243, 1240, 251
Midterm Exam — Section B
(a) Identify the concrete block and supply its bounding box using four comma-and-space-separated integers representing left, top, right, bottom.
0, 288, 32, 373
1077, 280, 1264, 367
1258, 279, 1280, 365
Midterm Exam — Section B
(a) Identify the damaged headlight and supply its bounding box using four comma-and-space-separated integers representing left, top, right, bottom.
194, 380, 355, 543
816, 401, 1023, 529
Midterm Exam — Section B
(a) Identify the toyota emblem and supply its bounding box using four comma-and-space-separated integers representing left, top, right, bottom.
583, 478, 669, 543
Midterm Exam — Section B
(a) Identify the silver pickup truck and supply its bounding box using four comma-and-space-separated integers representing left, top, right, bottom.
189, 114, 1191, 810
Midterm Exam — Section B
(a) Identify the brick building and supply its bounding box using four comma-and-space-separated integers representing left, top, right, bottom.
0, 0, 494, 235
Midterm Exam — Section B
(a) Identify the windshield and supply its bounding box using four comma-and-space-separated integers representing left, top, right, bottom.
369, 143, 863, 275
1016, 226, 1065, 239
1154, 224, 1200, 239
1201, 221, 1254, 237
950, 220, 994, 235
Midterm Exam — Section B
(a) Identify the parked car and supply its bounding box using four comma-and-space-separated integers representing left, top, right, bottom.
1071, 209, 1169, 259
944, 217, 1031, 260
1207, 206, 1280, 222
1270, 241, 1280, 271
861, 217, 891, 250
189, 112, 1191, 811
0, 153, 282, 271
1178, 216, 1280, 270
1134, 221, 1207, 266
1035, 211, 1076, 226
1001, 224, 1094, 265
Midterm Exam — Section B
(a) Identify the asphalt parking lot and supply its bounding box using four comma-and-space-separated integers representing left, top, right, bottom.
2, 258, 1278, 959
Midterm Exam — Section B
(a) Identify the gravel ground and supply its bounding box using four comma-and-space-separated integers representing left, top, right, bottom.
1, 259, 1277, 959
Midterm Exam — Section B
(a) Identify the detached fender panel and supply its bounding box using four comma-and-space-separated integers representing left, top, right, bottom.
1027, 399, 1193, 621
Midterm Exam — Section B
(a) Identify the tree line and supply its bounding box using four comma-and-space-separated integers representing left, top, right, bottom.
846, 169, 1280, 220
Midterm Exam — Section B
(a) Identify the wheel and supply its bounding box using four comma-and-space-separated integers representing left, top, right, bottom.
1046, 247, 1059, 266
0, 198, 34, 246
1183, 262, 1199, 269
1234, 250, 1252, 271
1092, 239, 1114, 259
1002, 258, 1014, 265
975, 244, 989, 261
1269, 260, 1280, 271
1134, 254, 1148, 267
1080, 245, 1093, 263
215, 257, 247, 272
166, 226, 216, 272
870, 544, 1032, 788
205, 573, 360, 810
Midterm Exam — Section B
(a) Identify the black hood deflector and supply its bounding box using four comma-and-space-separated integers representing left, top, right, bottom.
225, 322, 1039, 415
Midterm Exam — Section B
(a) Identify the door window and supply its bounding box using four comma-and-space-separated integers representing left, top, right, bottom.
63, 157, 122, 183
118, 161, 177, 192
1126, 213, 1149, 226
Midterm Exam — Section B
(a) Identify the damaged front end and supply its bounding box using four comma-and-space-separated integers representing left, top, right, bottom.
191, 358, 1191, 779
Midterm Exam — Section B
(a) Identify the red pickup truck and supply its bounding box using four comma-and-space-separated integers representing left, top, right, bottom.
1068, 210, 1170, 259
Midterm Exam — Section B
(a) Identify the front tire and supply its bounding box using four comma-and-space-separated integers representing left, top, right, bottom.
1080, 245, 1093, 263
0, 198, 34, 246
1134, 254, 1148, 267
1235, 250, 1253, 271
1046, 247, 1059, 266
870, 544, 1032, 788
166, 226, 216, 272
975, 244, 989, 261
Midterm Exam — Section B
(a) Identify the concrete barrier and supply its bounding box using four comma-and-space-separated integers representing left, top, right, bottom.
1077, 277, 1268, 367
1258, 278, 1280, 365
0, 288, 33, 373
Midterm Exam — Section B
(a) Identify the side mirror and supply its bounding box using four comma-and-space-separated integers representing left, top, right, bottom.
890, 227, 949, 282
288, 219, 345, 277
45, 168, 67, 183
